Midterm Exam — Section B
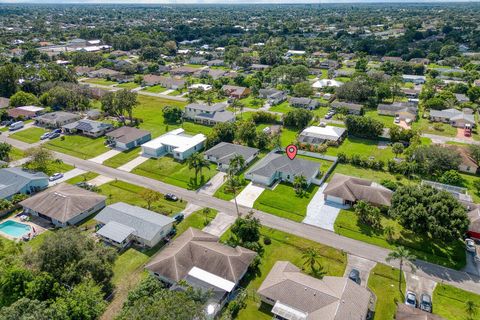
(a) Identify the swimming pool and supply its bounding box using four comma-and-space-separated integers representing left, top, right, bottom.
0, 220, 31, 238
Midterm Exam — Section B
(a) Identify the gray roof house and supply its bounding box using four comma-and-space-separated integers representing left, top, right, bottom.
245, 152, 320, 186
94, 202, 175, 248
429, 108, 475, 128
20, 183, 106, 227
257, 261, 372, 320
0, 168, 48, 200
62, 119, 113, 137
204, 142, 259, 171
289, 97, 319, 110
146, 227, 256, 317
377, 102, 418, 121
35, 111, 82, 128
106, 126, 151, 150
259, 89, 287, 106
184, 102, 235, 125
331, 101, 363, 114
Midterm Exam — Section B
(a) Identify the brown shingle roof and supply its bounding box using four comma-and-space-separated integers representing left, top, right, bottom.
324, 173, 393, 206
145, 227, 256, 284
20, 183, 106, 224
396, 304, 444, 320
257, 261, 371, 320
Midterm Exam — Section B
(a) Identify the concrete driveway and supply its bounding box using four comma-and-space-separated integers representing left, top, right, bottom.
234, 182, 265, 208
198, 172, 226, 196
117, 155, 149, 172
405, 272, 437, 297
48, 168, 86, 186
88, 175, 114, 186
89, 149, 121, 164
463, 251, 480, 276
203, 212, 236, 237
303, 183, 348, 230
344, 254, 376, 287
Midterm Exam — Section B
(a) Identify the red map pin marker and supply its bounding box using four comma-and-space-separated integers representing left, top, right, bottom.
286, 144, 298, 160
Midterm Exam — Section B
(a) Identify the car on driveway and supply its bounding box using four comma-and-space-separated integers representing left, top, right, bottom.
40, 132, 51, 140
419, 293, 432, 313
49, 173, 64, 182
405, 291, 417, 308
164, 193, 178, 201
348, 268, 361, 285
394, 116, 400, 124
466, 238, 476, 253
48, 132, 60, 139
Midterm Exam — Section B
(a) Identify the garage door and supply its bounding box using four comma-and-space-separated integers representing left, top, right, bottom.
326, 195, 344, 204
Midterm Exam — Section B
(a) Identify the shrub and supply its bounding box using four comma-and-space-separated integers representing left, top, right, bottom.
263, 236, 271, 245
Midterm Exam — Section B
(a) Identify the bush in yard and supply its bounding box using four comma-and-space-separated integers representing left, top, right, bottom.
389, 185, 469, 242
439, 170, 464, 186
251, 111, 277, 124
228, 212, 263, 255
433, 122, 445, 131
389, 126, 419, 143
9, 90, 38, 107
345, 115, 384, 139
381, 179, 400, 191
263, 236, 272, 245
283, 108, 313, 130
354, 200, 382, 230
162, 105, 183, 124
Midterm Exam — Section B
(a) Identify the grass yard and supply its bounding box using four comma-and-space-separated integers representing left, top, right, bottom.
167, 90, 182, 96
328, 164, 403, 183
45, 135, 109, 159
220, 227, 347, 320
432, 284, 480, 320
142, 85, 168, 93
368, 263, 405, 320
84, 78, 118, 86
457, 172, 480, 203
174, 208, 219, 237
65, 172, 99, 185
98, 180, 186, 216
325, 137, 395, 162
8, 147, 25, 162
334, 209, 465, 269
253, 183, 319, 222
115, 82, 139, 90
364, 109, 396, 127
41, 160, 74, 176
9, 127, 47, 144
269, 101, 294, 113
279, 127, 298, 147
103, 147, 141, 168
412, 118, 457, 137
240, 96, 265, 109
132, 156, 217, 190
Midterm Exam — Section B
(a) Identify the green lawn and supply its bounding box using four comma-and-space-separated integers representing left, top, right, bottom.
43, 160, 74, 176
328, 164, 402, 183
325, 137, 395, 162
457, 172, 480, 203
84, 78, 118, 86
364, 109, 396, 127
132, 156, 217, 190
412, 118, 457, 137
142, 85, 168, 93
65, 172, 99, 185
115, 82, 139, 90
174, 208, 219, 237
8, 147, 25, 162
240, 96, 265, 109
103, 147, 141, 168
253, 183, 319, 222
167, 90, 182, 96
221, 227, 347, 320
9, 127, 47, 144
269, 101, 294, 113
368, 263, 405, 320
279, 127, 298, 147
45, 135, 109, 159
433, 284, 480, 320
97, 180, 186, 216
334, 209, 465, 269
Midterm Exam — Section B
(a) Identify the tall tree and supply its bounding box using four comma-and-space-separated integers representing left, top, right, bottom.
0, 143, 12, 162
0, 64, 19, 98
187, 152, 210, 185
302, 247, 325, 278
385, 246, 416, 293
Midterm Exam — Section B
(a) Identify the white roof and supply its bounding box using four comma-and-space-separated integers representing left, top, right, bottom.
18, 105, 44, 112
189, 83, 212, 90
141, 128, 205, 153
188, 266, 236, 292
300, 125, 346, 140
287, 50, 306, 55
312, 79, 343, 88
272, 301, 308, 320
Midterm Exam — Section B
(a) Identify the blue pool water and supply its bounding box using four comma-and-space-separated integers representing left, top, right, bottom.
0, 220, 31, 238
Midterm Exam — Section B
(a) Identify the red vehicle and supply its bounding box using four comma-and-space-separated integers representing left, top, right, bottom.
465, 124, 472, 137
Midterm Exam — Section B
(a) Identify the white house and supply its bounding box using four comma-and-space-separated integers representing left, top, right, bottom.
141, 128, 206, 160
312, 79, 343, 89
298, 125, 346, 145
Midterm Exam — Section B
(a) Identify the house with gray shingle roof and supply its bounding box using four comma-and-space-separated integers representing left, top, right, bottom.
94, 202, 175, 248
184, 102, 235, 125
377, 102, 418, 121
245, 152, 320, 186
289, 97, 319, 110
106, 126, 151, 150
0, 168, 48, 200
205, 142, 259, 171
35, 111, 82, 128
257, 261, 372, 320
259, 89, 287, 106
429, 108, 475, 128
62, 119, 113, 137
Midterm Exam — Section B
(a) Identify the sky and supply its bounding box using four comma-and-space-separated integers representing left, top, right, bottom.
1, 0, 480, 3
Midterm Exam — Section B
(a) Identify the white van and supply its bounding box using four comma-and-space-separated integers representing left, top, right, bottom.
9, 121, 24, 131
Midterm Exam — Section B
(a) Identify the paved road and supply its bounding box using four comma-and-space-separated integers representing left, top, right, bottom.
3, 134, 480, 295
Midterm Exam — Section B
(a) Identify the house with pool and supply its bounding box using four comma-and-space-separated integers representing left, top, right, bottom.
141, 128, 206, 160
0, 167, 49, 200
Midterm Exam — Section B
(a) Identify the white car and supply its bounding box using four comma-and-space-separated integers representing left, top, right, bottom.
466, 238, 476, 253
49, 173, 64, 182
405, 291, 417, 308
394, 116, 400, 124
40, 132, 51, 140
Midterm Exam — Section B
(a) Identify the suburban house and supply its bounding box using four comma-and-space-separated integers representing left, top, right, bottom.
183, 102, 235, 125
143, 75, 185, 90
94, 202, 175, 248
312, 79, 343, 89
204, 142, 259, 171
468, 207, 480, 239
258, 89, 287, 105
289, 97, 319, 110
35, 111, 82, 128
106, 126, 151, 150
377, 102, 418, 122
443, 144, 478, 174
402, 74, 426, 84
88, 68, 121, 79
331, 101, 363, 115
62, 119, 113, 137
323, 173, 393, 207
170, 66, 199, 76
251, 64, 270, 71
145, 228, 256, 318
7, 106, 45, 119
257, 261, 372, 320
222, 85, 251, 99
245, 152, 320, 186
207, 59, 225, 67
396, 304, 444, 320
429, 108, 475, 128
20, 183, 106, 227
319, 59, 340, 69
401, 88, 421, 99
298, 125, 346, 145
141, 128, 206, 160
207, 69, 227, 79
0, 168, 48, 200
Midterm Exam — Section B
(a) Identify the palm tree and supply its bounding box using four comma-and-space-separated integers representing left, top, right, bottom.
187, 93, 196, 104
465, 300, 477, 320
293, 175, 307, 196
231, 98, 241, 116
187, 152, 210, 184
386, 246, 416, 293
384, 225, 395, 242
205, 93, 214, 106
223, 175, 242, 217
228, 155, 245, 176
302, 247, 324, 278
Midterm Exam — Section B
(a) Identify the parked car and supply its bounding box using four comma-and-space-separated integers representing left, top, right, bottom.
466, 238, 476, 253
348, 268, 361, 284
9, 121, 24, 131
419, 293, 432, 313
405, 291, 417, 308
164, 193, 178, 201
1, 120, 13, 127
394, 116, 400, 124
48, 132, 60, 139
40, 132, 51, 140
325, 113, 333, 119
52, 128, 62, 134
49, 173, 64, 181
172, 213, 184, 223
